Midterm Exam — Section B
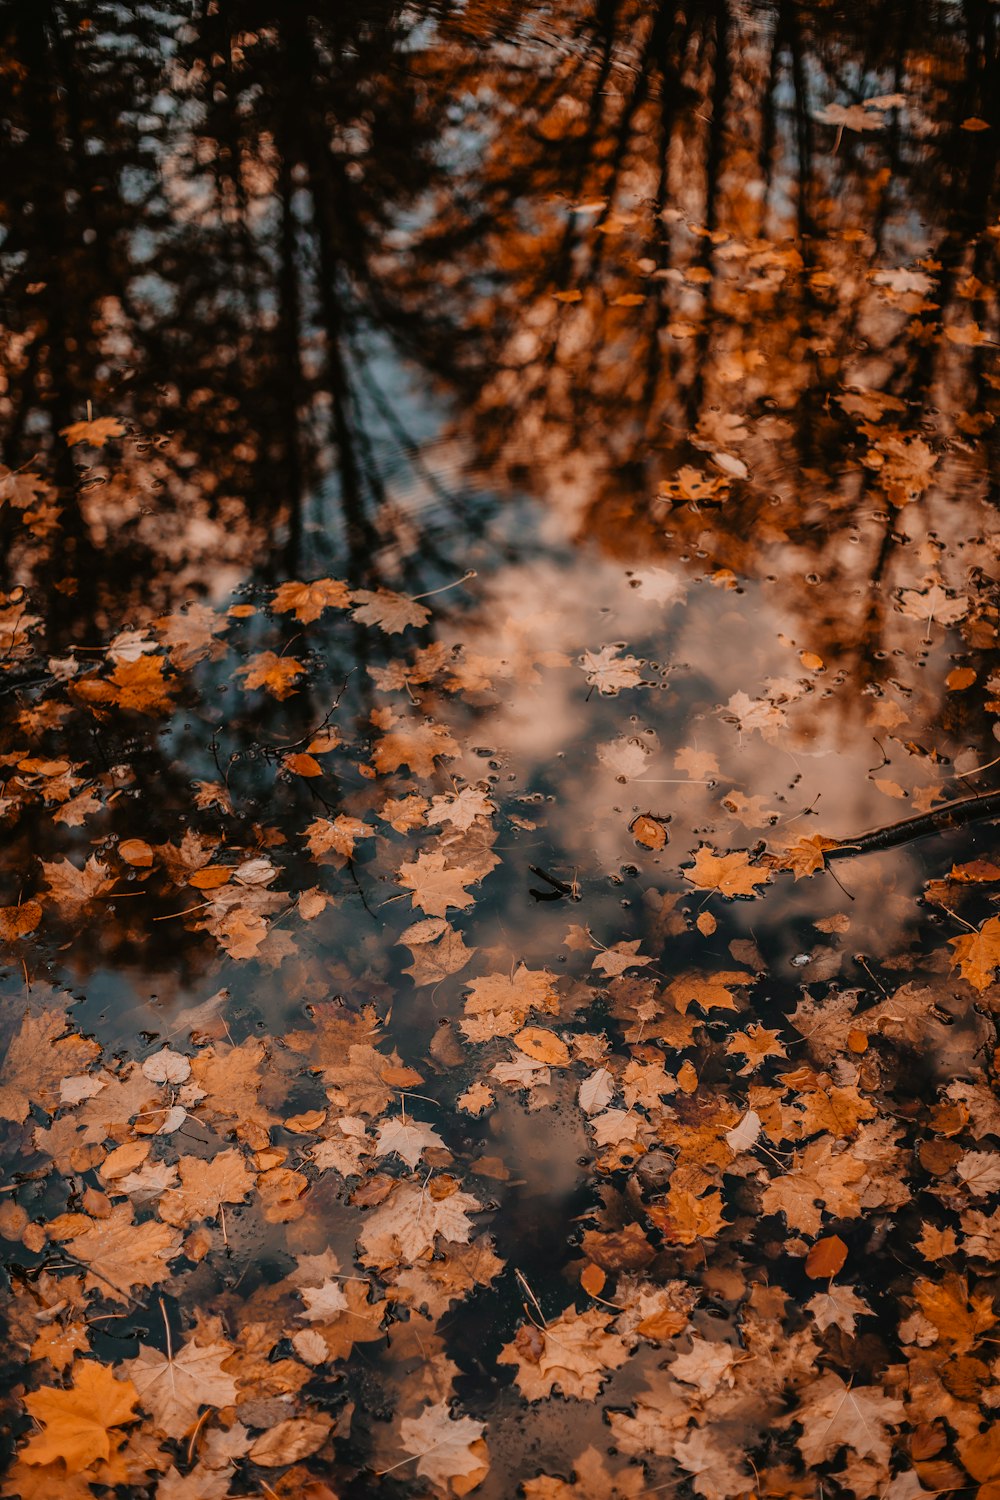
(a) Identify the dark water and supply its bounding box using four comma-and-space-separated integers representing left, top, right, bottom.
0, 3, 999, 1497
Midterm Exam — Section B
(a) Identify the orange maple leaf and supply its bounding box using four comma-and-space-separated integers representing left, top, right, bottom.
776, 835, 839, 879
685, 845, 772, 898
72, 656, 177, 716
272, 578, 351, 623
397, 852, 477, 916
950, 916, 1000, 992
21, 1361, 138, 1471
236, 651, 306, 699
373, 720, 460, 778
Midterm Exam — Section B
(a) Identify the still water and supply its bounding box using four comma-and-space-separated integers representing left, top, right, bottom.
0, 3, 999, 1497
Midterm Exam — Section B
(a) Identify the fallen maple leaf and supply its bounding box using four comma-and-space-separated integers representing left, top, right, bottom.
59, 415, 125, 445
155, 1464, 231, 1499
607, 1378, 689, 1457
898, 582, 968, 627
499, 1306, 628, 1401
52, 1203, 182, 1302
402, 926, 473, 986
323, 1043, 422, 1115
125, 1337, 238, 1433
685, 846, 772, 898
358, 1180, 481, 1267
20, 1360, 139, 1472
761, 1139, 867, 1235
807, 1285, 873, 1335
351, 588, 430, 634
523, 1446, 647, 1498
579, 645, 643, 695
235, 650, 306, 699
776, 835, 839, 879
789, 1372, 903, 1467
375, 1116, 445, 1169
397, 852, 478, 916
272, 578, 351, 622
73, 656, 177, 715
461, 966, 558, 1042
0, 1007, 100, 1122
427, 787, 496, 831
673, 1426, 753, 1500
42, 855, 116, 910
398, 1400, 487, 1488
305, 814, 374, 861
153, 603, 229, 669
950, 916, 1000, 992
373, 719, 460, 777
721, 690, 786, 741
591, 940, 652, 977
725, 1023, 787, 1074
157, 1149, 255, 1227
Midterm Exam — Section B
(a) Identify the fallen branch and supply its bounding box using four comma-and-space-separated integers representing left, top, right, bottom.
825, 788, 1000, 860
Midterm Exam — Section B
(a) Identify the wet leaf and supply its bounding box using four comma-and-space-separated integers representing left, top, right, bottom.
21, 1361, 138, 1471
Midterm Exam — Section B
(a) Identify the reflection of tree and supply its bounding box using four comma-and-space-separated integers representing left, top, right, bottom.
0, 2, 485, 643
427, 0, 998, 690
0, 1, 997, 687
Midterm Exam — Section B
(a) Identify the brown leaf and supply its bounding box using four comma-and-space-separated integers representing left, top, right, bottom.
42, 855, 116, 910
0, 1007, 100, 1122
351, 588, 430, 634
236, 650, 306, 700
950, 916, 1000, 992
272, 578, 351, 623
804, 1234, 848, 1279
0, 900, 42, 941
632, 815, 667, 850
685, 846, 772, 898
373, 719, 460, 777
118, 839, 154, 868
514, 1027, 570, 1066
125, 1338, 238, 1434
51, 1204, 182, 1303
498, 1307, 628, 1401
249, 1415, 333, 1466
397, 852, 478, 916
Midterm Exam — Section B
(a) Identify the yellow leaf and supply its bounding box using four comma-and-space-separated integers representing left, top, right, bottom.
283, 752, 323, 777
581, 1262, 606, 1296
21, 1361, 138, 1472
188, 866, 231, 890
118, 839, 153, 868
805, 1234, 848, 1279
950, 917, 1000, 992
271, 578, 350, 623
514, 1027, 570, 1066
677, 1060, 698, 1093
0, 901, 42, 941
685, 846, 771, 898
632, 815, 667, 850
236, 651, 306, 700
59, 417, 125, 446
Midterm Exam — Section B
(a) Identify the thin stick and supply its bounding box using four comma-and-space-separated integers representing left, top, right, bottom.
409, 569, 477, 603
